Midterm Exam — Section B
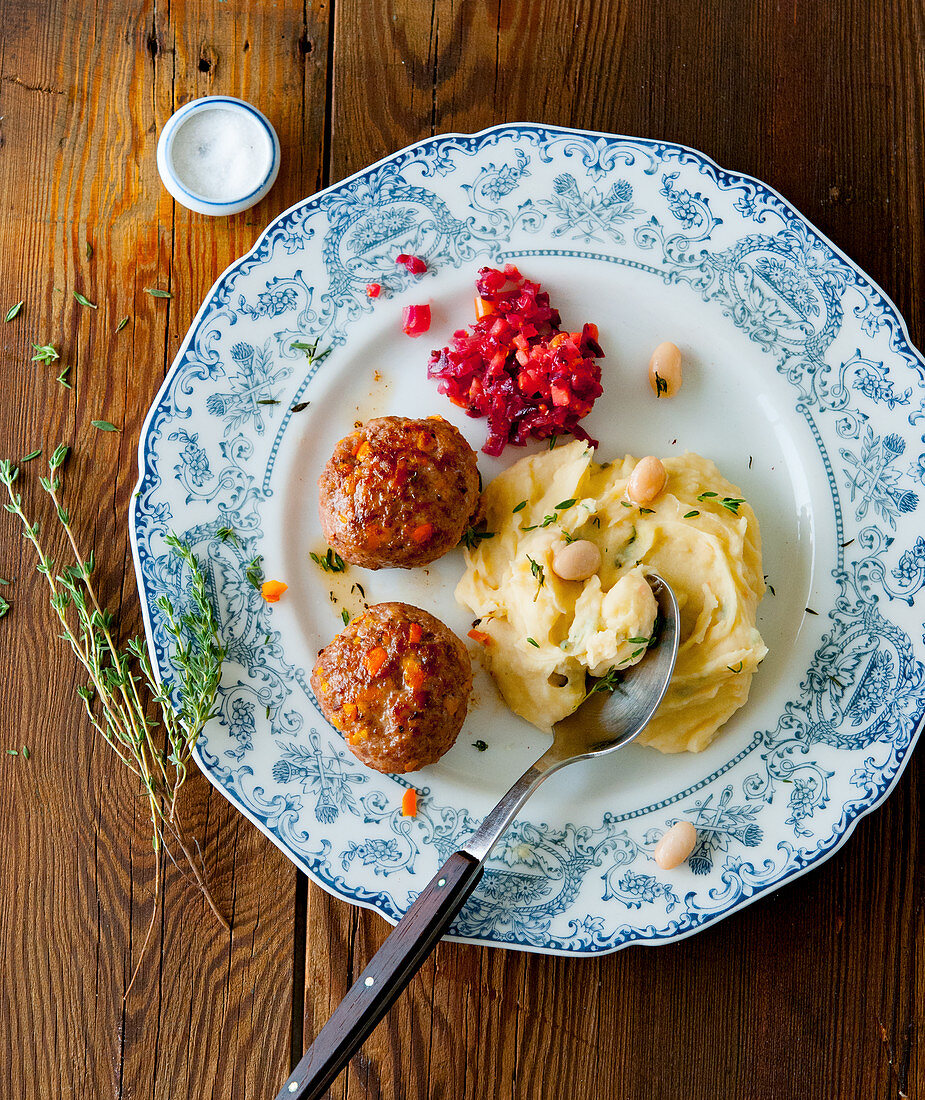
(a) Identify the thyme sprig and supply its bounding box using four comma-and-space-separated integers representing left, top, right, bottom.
0, 449, 230, 980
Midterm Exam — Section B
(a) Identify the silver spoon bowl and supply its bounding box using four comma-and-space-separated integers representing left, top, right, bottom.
277, 574, 680, 1100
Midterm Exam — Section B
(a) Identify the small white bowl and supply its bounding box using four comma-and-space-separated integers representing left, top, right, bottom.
156, 96, 281, 217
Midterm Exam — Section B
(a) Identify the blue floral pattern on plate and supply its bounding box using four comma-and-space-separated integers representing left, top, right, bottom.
130, 124, 925, 956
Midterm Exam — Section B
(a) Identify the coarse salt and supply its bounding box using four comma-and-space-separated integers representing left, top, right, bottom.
169, 107, 273, 203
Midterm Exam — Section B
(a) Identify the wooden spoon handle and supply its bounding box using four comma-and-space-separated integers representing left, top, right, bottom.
276, 849, 484, 1100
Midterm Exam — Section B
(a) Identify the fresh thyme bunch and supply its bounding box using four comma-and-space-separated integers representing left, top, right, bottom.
0, 445, 229, 952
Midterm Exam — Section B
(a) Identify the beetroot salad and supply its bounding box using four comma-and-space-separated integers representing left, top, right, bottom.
427, 264, 604, 456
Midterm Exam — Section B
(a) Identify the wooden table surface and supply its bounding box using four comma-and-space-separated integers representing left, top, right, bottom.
0, 2, 922, 1097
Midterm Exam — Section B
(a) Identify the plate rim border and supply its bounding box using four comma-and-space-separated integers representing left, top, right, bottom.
128, 121, 925, 955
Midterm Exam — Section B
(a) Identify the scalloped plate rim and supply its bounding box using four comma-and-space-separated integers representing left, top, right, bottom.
128, 122, 925, 955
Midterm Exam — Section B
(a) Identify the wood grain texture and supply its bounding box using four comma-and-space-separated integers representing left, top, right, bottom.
0, 2, 329, 1097
0, 1, 921, 1098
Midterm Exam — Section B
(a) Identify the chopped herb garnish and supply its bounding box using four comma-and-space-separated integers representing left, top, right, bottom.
353, 582, 366, 599
548, 435, 558, 450
6, 748, 18, 755
290, 401, 310, 413
841, 539, 855, 549
0, 595, 9, 619
290, 338, 331, 365
91, 420, 119, 432
526, 637, 540, 648
727, 661, 743, 673
115, 316, 130, 333
21, 449, 42, 463
721, 497, 745, 514
638, 507, 655, 515
555, 498, 577, 510
73, 291, 98, 309
216, 526, 238, 545
585, 666, 622, 697
472, 739, 488, 751
341, 609, 350, 626
767, 584, 776, 596
145, 287, 173, 298
621, 500, 632, 508
805, 607, 818, 616
526, 555, 545, 590
461, 525, 495, 550
627, 637, 649, 645
56, 365, 72, 388
590, 516, 601, 528
245, 556, 264, 590
266, 705, 271, 719
256, 398, 279, 405
512, 500, 527, 514
683, 510, 700, 519
310, 548, 347, 573
697, 491, 718, 500
654, 371, 668, 397
540, 514, 556, 528
264, 634, 271, 645
561, 529, 576, 544
748, 455, 753, 469
31, 343, 59, 366
86, 242, 93, 260
5, 301, 23, 323
21, 746, 29, 760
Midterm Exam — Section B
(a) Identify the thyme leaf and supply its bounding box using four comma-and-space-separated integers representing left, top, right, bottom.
461, 524, 495, 550
310, 548, 346, 573
73, 291, 98, 309
291, 338, 331, 366
5, 301, 23, 323
31, 343, 59, 366
91, 420, 119, 432
145, 287, 173, 299
245, 555, 264, 590
115, 316, 130, 333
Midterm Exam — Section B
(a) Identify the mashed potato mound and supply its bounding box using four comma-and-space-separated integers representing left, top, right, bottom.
456, 440, 767, 752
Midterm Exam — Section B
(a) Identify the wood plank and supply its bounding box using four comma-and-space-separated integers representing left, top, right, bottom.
0, 1, 330, 1097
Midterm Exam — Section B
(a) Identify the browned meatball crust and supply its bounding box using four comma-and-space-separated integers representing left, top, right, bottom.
311, 602, 471, 774
317, 415, 480, 569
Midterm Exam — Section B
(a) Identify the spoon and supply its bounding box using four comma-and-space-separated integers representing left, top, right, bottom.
275, 574, 680, 1100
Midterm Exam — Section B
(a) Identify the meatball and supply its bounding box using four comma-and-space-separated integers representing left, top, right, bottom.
311, 602, 471, 774
317, 415, 480, 569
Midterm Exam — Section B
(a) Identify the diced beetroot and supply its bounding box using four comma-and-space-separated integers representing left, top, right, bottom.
427, 264, 603, 454
402, 304, 431, 336
366, 282, 382, 298
396, 253, 428, 275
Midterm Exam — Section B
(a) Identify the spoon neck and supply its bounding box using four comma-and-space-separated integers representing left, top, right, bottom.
460, 746, 568, 864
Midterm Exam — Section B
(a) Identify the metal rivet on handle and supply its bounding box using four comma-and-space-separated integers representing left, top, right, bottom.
287, 1082, 298, 1093
364, 976, 375, 987
437, 878, 446, 887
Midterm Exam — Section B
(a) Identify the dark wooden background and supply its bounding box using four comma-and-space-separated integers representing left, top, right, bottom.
0, 1, 921, 1097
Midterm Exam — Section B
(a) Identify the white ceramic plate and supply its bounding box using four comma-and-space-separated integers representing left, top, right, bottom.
131, 125, 925, 954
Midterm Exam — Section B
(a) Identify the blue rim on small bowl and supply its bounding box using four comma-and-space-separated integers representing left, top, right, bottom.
156, 95, 281, 217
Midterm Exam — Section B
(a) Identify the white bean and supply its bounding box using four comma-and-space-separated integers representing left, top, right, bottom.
653, 821, 697, 870
551, 540, 602, 581
649, 341, 682, 398
626, 455, 667, 505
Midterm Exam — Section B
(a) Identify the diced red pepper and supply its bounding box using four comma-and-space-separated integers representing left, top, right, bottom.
366, 282, 382, 298
396, 253, 427, 275
402, 304, 431, 337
